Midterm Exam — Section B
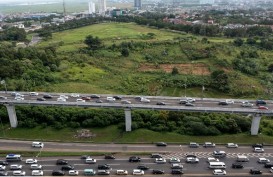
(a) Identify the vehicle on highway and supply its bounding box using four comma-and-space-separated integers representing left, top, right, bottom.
232, 163, 244, 169
212, 150, 226, 158
31, 164, 42, 170
137, 165, 149, 170
25, 158, 37, 164
84, 169, 96, 176
155, 158, 167, 164
264, 163, 273, 168
213, 169, 226, 175
121, 100, 131, 104
6, 154, 22, 162
10, 164, 22, 170
241, 101, 253, 107
209, 162, 226, 169
86, 158, 97, 164
129, 156, 141, 162
256, 100, 266, 105
97, 170, 110, 175
60, 95, 68, 99
56, 159, 68, 165
186, 157, 199, 163
106, 97, 115, 102
270, 167, 273, 173
113, 96, 122, 100
71, 93, 80, 98
31, 170, 43, 176
81, 155, 90, 159
61, 165, 74, 171
179, 100, 187, 104
104, 155, 115, 159
0, 161, 8, 166
98, 164, 110, 170
96, 99, 103, 103
32, 142, 44, 148
226, 143, 238, 148
0, 171, 8, 176
156, 102, 166, 105
13, 170, 25, 176
189, 142, 199, 148
258, 158, 270, 164
76, 98, 85, 102
185, 102, 194, 106
156, 142, 167, 146
152, 169, 164, 174
0, 165, 5, 171
237, 155, 249, 162
169, 157, 180, 163
29, 92, 39, 96
14, 96, 24, 101
203, 142, 215, 148
252, 143, 263, 148
150, 154, 162, 158
36, 98, 46, 101
57, 97, 66, 102
43, 94, 53, 99
116, 170, 128, 175
254, 147, 264, 152
207, 157, 219, 163
140, 97, 150, 103
52, 170, 65, 176
258, 106, 268, 110
250, 168, 262, 174
171, 169, 184, 174
0, 96, 7, 100
90, 94, 100, 99
68, 170, 79, 176
81, 97, 90, 101
171, 163, 183, 169
225, 99, 234, 104
218, 101, 228, 105
132, 169, 144, 175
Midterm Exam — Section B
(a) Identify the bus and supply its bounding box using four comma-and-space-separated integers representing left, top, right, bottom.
209, 162, 226, 169
6, 154, 22, 162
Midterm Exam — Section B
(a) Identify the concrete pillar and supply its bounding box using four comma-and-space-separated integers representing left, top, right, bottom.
124, 109, 132, 132
5, 104, 18, 128
251, 115, 261, 135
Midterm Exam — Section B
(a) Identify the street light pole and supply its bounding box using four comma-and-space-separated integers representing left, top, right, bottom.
184, 84, 187, 97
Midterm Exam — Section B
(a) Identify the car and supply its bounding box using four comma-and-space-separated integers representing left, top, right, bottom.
70, 93, 80, 98
189, 142, 199, 148
140, 97, 150, 103
116, 170, 128, 175
57, 97, 66, 102
56, 159, 68, 165
104, 155, 115, 159
0, 161, 8, 166
156, 102, 166, 105
270, 167, 273, 173
241, 101, 254, 107
29, 92, 39, 96
213, 169, 226, 175
155, 158, 166, 164
96, 99, 103, 103
98, 164, 110, 170
226, 143, 238, 148
156, 142, 167, 146
186, 157, 199, 163
10, 164, 22, 170
90, 94, 100, 98
258, 106, 268, 110
256, 100, 266, 105
252, 144, 263, 148
32, 142, 44, 148
179, 100, 187, 104
213, 150, 226, 158
218, 101, 228, 105
207, 157, 219, 163
113, 96, 122, 100
14, 96, 24, 101
121, 100, 131, 104
129, 156, 141, 162
81, 97, 90, 101
258, 158, 270, 164
68, 170, 79, 176
232, 163, 244, 169
185, 102, 194, 106
0, 165, 5, 171
81, 155, 90, 159
169, 157, 180, 163
97, 170, 110, 175
250, 168, 262, 174
150, 154, 162, 158
254, 147, 264, 153
106, 97, 116, 102
0, 171, 8, 176
76, 98, 85, 102
13, 170, 26, 176
152, 169, 164, 174
61, 165, 74, 171
31, 170, 43, 176
264, 163, 273, 168
225, 99, 234, 104
25, 158, 38, 164
31, 164, 42, 170
52, 170, 65, 176
203, 142, 216, 148
60, 95, 68, 99
0, 96, 7, 100
171, 163, 183, 169
43, 94, 53, 99
132, 169, 144, 175
137, 165, 149, 170
171, 169, 184, 174
85, 158, 97, 164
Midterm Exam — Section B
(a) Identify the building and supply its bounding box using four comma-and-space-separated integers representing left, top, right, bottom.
88, 1, 96, 14
99, 0, 106, 15
134, 0, 142, 10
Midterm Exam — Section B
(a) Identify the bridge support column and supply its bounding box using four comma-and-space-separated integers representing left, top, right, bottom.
251, 115, 261, 135
5, 104, 18, 128
124, 109, 132, 132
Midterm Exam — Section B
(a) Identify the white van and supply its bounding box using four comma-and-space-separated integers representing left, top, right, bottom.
116, 170, 128, 175
32, 142, 44, 148
85, 158, 96, 164
237, 155, 249, 162
209, 162, 226, 169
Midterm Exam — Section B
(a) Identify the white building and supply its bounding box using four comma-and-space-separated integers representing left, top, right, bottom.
134, 0, 142, 10
99, 0, 106, 15
88, 1, 96, 14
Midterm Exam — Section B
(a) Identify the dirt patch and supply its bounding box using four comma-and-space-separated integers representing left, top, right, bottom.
138, 63, 210, 75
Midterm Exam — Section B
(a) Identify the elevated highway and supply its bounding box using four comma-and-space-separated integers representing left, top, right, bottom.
0, 91, 272, 135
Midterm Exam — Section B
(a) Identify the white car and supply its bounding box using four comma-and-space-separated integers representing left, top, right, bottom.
213, 169, 226, 175
13, 170, 26, 176
69, 170, 79, 176
10, 164, 22, 170
116, 170, 128, 175
107, 97, 116, 102
254, 147, 264, 153
186, 97, 196, 102
29, 92, 39, 96
226, 143, 238, 148
26, 159, 37, 164
225, 99, 234, 104
71, 93, 80, 98
85, 158, 96, 164
132, 169, 144, 175
207, 157, 219, 163
140, 97, 150, 103
186, 157, 199, 163
57, 97, 66, 102
171, 163, 183, 169
0, 165, 6, 170
60, 95, 69, 99
169, 157, 180, 163
31, 164, 42, 170
32, 142, 44, 148
15, 96, 24, 100
155, 158, 167, 164
241, 101, 254, 107
270, 167, 273, 173
76, 99, 85, 102
32, 170, 43, 176
258, 158, 270, 164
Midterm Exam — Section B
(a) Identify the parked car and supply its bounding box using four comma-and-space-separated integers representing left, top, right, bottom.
232, 163, 244, 169
203, 142, 216, 148
250, 169, 262, 174
156, 142, 167, 146
56, 159, 68, 165
226, 143, 238, 148
129, 156, 141, 162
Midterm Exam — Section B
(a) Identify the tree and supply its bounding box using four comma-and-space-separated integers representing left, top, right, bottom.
171, 67, 179, 75
211, 70, 229, 92
84, 35, 102, 50
234, 38, 244, 46
268, 63, 273, 72
121, 48, 129, 57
